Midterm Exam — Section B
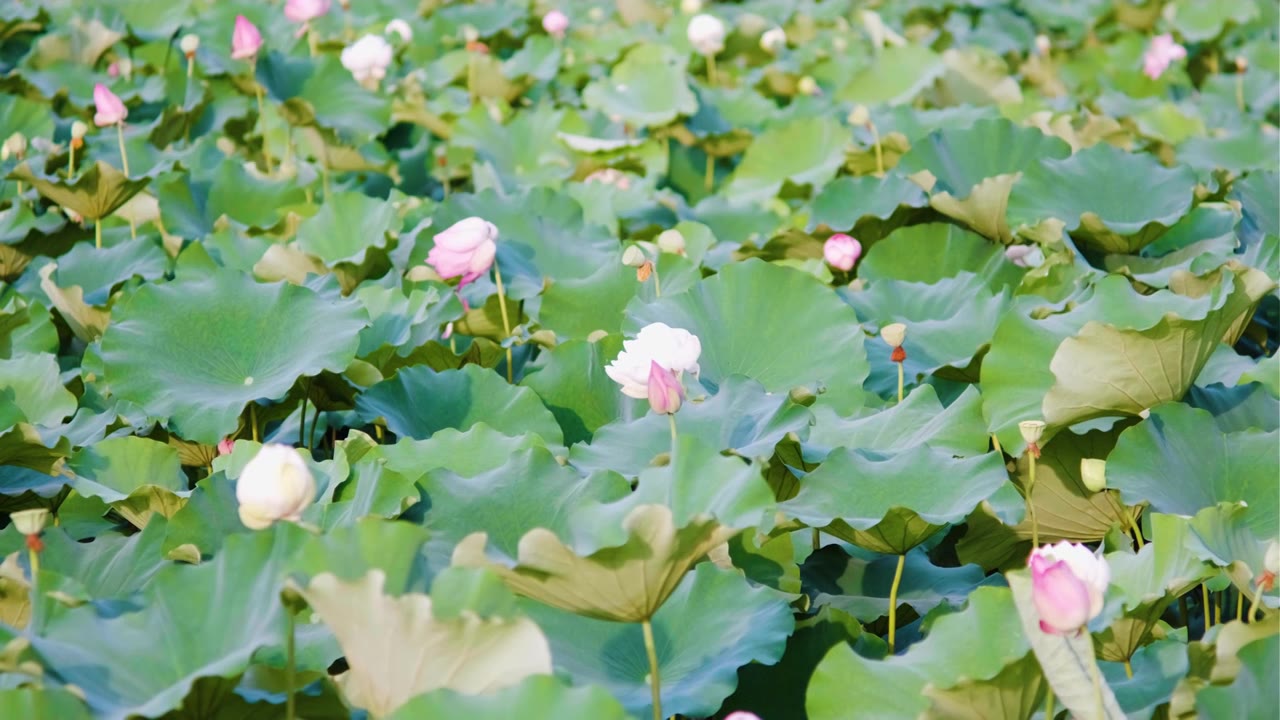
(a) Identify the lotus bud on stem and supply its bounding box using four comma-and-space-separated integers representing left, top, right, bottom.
1019, 420, 1046, 547
11, 508, 49, 592
69, 121, 87, 179
623, 245, 661, 296
1235, 56, 1248, 112
3, 132, 26, 195
887, 552, 905, 654
880, 323, 906, 404
848, 105, 883, 177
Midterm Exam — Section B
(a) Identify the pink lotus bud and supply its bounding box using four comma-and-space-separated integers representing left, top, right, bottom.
823, 233, 861, 271
647, 360, 685, 415
107, 62, 120, 78
217, 438, 236, 455
542, 10, 570, 39
426, 217, 498, 287
92, 84, 128, 127
231, 15, 264, 60
725, 714, 762, 720
1029, 541, 1110, 634
1142, 34, 1186, 80
285, 0, 331, 24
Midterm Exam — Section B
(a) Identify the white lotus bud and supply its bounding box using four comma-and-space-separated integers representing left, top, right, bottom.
656, 229, 686, 255
879, 322, 906, 348
1266, 540, 1279, 574
462, 24, 479, 43
1080, 459, 1107, 492
180, 33, 200, 56
621, 245, 647, 267
847, 105, 870, 127
797, 76, 819, 96
687, 14, 726, 56
1035, 34, 1050, 57
1018, 420, 1046, 445
760, 27, 786, 54
71, 121, 89, 140
10, 508, 50, 535
236, 444, 316, 530
385, 19, 413, 42
680, 0, 703, 14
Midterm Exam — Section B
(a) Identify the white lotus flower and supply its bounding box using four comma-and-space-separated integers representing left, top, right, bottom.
687, 14, 726, 56
605, 322, 702, 399
236, 444, 316, 530
341, 34, 393, 87
760, 27, 786, 54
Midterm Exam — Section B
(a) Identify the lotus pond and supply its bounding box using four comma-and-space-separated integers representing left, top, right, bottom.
0, 0, 1277, 718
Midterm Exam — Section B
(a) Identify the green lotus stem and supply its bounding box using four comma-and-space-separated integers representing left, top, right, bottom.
887, 553, 905, 654
706, 52, 717, 86
896, 362, 904, 405
285, 608, 297, 720
129, 219, 137, 239
812, 527, 820, 552
309, 403, 321, 451
642, 618, 662, 720
1044, 685, 1054, 719
1236, 75, 1245, 112
374, 425, 384, 442
68, 144, 76, 179
299, 392, 308, 447
869, 121, 884, 178
668, 413, 678, 460
991, 433, 1003, 456
1237, 590, 1244, 622
116, 122, 130, 176
1214, 591, 1222, 626
1202, 584, 1212, 632
1026, 453, 1039, 548
493, 263, 514, 383
704, 154, 714, 194
1246, 589, 1261, 622
255, 82, 274, 174
1123, 659, 1132, 679
27, 546, 38, 591
652, 264, 662, 298
250, 403, 259, 443
95, 220, 102, 249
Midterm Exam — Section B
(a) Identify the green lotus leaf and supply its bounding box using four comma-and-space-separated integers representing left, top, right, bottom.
807, 587, 1028, 719
1008, 428, 1133, 544
1195, 633, 1278, 719
1230, 172, 1278, 245
569, 376, 812, 476
582, 44, 697, 128
1107, 404, 1277, 538
804, 385, 990, 462
0, 353, 75, 429
295, 190, 397, 266
1104, 205, 1239, 287
1170, 0, 1258, 41
355, 282, 461, 365
803, 545, 1002, 622
0, 688, 90, 719
920, 652, 1047, 720
453, 103, 576, 190
379, 424, 550, 482
0, 94, 54, 150
262, 54, 390, 138
67, 436, 189, 528
356, 364, 563, 444
806, 173, 928, 234
723, 116, 848, 203
34, 519, 170, 612
0, 294, 58, 357
1178, 131, 1280, 174
521, 562, 794, 719
9, 161, 149, 222
626, 259, 869, 413
897, 118, 1071, 242
1007, 143, 1198, 253
857, 222, 1025, 290
304, 437, 419, 531
0, 201, 65, 247
386, 675, 631, 720
1174, 504, 1277, 609
299, 568, 552, 717
156, 161, 307, 237
931, 47, 1023, 106
50, 237, 169, 306
1006, 571, 1125, 720
1099, 639, 1189, 716
452, 436, 773, 621
100, 269, 368, 444
837, 44, 945, 106
536, 260, 638, 341
520, 336, 643, 445
37, 262, 110, 342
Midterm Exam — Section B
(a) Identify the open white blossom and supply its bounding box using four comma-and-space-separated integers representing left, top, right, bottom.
605, 322, 702, 398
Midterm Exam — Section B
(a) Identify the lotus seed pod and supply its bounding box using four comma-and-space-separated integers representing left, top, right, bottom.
879, 322, 906, 348
1019, 420, 1046, 445
621, 245, 647, 267
180, 33, 200, 56
71, 120, 89, 140
656, 229, 686, 255
10, 508, 50, 535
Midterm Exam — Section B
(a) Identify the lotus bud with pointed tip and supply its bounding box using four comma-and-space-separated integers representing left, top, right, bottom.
760, 27, 786, 54
92, 84, 127, 127
621, 245, 647, 268
10, 508, 50, 536
656, 229, 686, 255
426, 217, 498, 287
687, 14, 726, 55
880, 322, 906, 349
385, 19, 412, 42
1019, 420, 1046, 445
1080, 458, 1107, 492
1029, 541, 1110, 634
542, 10, 569, 39
1142, 33, 1186, 80
218, 437, 235, 455
236, 444, 316, 530
284, 0, 330, 23
180, 33, 200, 58
647, 360, 685, 415
823, 233, 861, 271
231, 16, 263, 60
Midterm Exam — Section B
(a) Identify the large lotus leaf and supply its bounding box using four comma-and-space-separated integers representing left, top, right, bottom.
1007, 144, 1198, 254
1178, 132, 1280, 174
305, 440, 419, 531
0, 688, 90, 719
30, 526, 312, 720
261, 54, 390, 137
1169, 0, 1258, 41
521, 562, 793, 719
569, 376, 812, 476
34, 520, 169, 612
857, 222, 1025, 290
582, 44, 697, 128
0, 295, 57, 358
100, 269, 367, 444
429, 189, 616, 301
0, 353, 75, 429
1007, 571, 1125, 720
1107, 404, 1277, 537
723, 116, 848, 203
521, 336, 644, 445
919, 652, 1047, 720
9, 161, 149, 221
67, 436, 188, 528
1195, 634, 1278, 720
37, 262, 111, 343
452, 436, 774, 621
981, 272, 1261, 454
535, 260, 638, 341
781, 444, 1009, 554
356, 364, 563, 445
846, 272, 1011, 382
385, 676, 630, 720
1230, 172, 1278, 245
52, 237, 168, 307
804, 384, 990, 462
806, 587, 1028, 719
837, 44, 945, 106
295, 190, 397, 266
299, 569, 552, 718
453, 103, 577, 190
626, 259, 869, 413
156, 161, 307, 237
1104, 205, 1239, 288
1172, 504, 1277, 609
806, 173, 928, 233
1005, 428, 1132, 545
803, 545, 1002, 622
355, 282, 460, 364
1042, 267, 1273, 429
379, 424, 550, 483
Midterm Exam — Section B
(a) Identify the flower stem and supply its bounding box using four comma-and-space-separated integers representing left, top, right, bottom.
1247, 589, 1261, 622
642, 618, 662, 720
869, 121, 884, 177
704, 154, 714, 194
896, 361, 904, 405
1123, 659, 1133, 679
68, 145, 76, 179
668, 412, 678, 460
493, 263, 514, 383
1236, 75, 1245, 112
27, 545, 39, 589
1027, 453, 1039, 548
254, 80, 274, 174
1202, 584, 1212, 634
299, 392, 308, 447
991, 433, 1003, 456
285, 609, 297, 720
706, 53, 717, 86
116, 122, 130, 176
1044, 685, 1054, 719
250, 403, 259, 443
1236, 590, 1244, 622
95, 220, 102, 249
812, 527, 820, 553
887, 553, 905, 654
653, 264, 662, 298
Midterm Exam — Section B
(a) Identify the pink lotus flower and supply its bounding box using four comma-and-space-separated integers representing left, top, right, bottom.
426, 217, 498, 287
724, 714, 762, 720
92, 84, 128, 127
542, 10, 569, 39
231, 15, 264, 60
1142, 34, 1186, 80
823, 233, 861, 271
647, 360, 685, 414
218, 438, 236, 455
1029, 541, 1110, 634
285, 0, 331, 24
